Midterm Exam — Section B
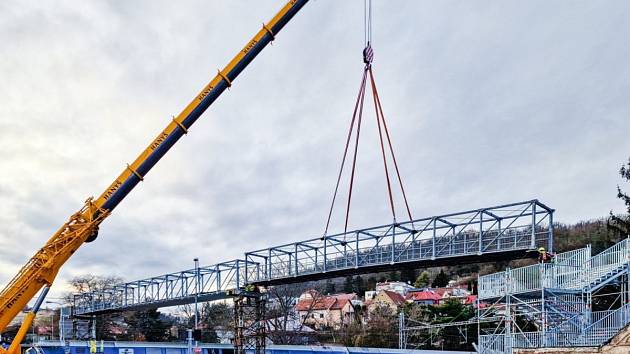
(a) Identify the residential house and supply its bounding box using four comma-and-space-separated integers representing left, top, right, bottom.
299, 289, 321, 300
295, 291, 357, 330
464, 295, 486, 308
375, 281, 415, 296
405, 289, 442, 305
366, 290, 406, 315
364, 290, 377, 301
434, 286, 471, 304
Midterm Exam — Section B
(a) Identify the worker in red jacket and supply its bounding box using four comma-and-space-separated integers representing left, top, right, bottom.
538, 247, 555, 263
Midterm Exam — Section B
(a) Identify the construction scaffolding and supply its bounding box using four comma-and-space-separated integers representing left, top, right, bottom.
477, 238, 630, 353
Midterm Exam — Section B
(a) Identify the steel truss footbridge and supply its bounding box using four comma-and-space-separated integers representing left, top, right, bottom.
73, 199, 553, 316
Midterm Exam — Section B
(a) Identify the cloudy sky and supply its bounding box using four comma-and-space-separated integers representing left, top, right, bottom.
1, 0, 629, 300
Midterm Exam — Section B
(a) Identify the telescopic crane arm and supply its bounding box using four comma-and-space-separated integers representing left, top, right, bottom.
0, 1, 309, 351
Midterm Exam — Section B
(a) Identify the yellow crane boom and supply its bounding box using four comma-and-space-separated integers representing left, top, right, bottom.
0, 1, 309, 351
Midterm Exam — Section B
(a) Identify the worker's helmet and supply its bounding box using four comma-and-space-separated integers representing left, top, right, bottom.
538, 247, 545, 252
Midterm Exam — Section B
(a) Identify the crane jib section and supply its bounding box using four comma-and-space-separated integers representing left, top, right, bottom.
96, 0, 309, 213
0, 0, 309, 339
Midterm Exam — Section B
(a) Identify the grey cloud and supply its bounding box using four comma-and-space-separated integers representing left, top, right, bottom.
1, 1, 629, 300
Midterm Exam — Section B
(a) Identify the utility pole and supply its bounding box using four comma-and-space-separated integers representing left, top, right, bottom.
59, 307, 65, 342
194, 257, 200, 348
50, 310, 55, 341
398, 311, 406, 349
186, 329, 193, 354
194, 258, 200, 331
46, 300, 66, 342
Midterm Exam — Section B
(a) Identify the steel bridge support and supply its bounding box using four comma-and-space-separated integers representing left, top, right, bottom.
232, 291, 266, 354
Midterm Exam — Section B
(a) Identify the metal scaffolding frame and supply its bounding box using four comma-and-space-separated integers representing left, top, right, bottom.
233, 292, 267, 354
477, 238, 630, 353
74, 200, 553, 317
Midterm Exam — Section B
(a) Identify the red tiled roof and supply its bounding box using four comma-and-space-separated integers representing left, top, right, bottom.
405, 290, 441, 302
330, 293, 357, 301
295, 294, 353, 311
434, 288, 449, 296
465, 294, 486, 308
331, 298, 352, 310
296, 297, 334, 311
382, 290, 406, 305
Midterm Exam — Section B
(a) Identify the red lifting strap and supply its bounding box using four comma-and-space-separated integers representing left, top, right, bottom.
324, 56, 414, 237
368, 67, 414, 224
324, 68, 368, 236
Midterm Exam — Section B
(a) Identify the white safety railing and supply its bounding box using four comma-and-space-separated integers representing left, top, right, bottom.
479, 250, 586, 299
512, 331, 542, 348
555, 246, 591, 265
582, 303, 630, 340
554, 246, 590, 289
478, 334, 505, 354
478, 239, 630, 353
591, 309, 615, 324
509, 264, 546, 294
587, 239, 630, 286
478, 272, 507, 300
479, 240, 630, 300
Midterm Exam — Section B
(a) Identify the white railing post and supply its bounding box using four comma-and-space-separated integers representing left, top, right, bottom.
323, 237, 327, 272
268, 249, 272, 279
479, 212, 484, 254
530, 202, 537, 249
432, 219, 436, 260
548, 210, 554, 253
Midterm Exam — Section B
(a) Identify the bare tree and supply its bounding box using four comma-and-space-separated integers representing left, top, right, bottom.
610, 157, 630, 237
265, 283, 324, 345
174, 302, 233, 342
64, 274, 123, 304
355, 302, 398, 348
176, 304, 195, 327
65, 274, 125, 340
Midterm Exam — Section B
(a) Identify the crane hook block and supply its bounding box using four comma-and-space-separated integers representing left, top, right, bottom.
363, 43, 374, 64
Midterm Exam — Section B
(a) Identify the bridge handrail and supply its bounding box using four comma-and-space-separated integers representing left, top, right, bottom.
74, 200, 554, 315
586, 238, 630, 284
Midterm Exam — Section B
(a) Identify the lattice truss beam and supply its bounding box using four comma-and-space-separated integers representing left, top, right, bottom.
245, 200, 553, 283
73, 259, 257, 315
74, 200, 553, 316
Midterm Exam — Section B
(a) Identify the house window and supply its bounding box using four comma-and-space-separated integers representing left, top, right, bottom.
320, 314, 324, 319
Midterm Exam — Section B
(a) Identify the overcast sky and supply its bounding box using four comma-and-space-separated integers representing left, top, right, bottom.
1, 1, 629, 301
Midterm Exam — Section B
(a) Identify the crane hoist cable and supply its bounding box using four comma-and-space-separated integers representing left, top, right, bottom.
323, 0, 414, 237
364, 0, 372, 47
